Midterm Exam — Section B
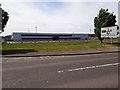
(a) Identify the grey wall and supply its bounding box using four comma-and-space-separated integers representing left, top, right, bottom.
12, 33, 89, 41
13, 33, 22, 41
72, 34, 89, 40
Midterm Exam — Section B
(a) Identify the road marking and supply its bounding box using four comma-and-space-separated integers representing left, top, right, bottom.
58, 70, 64, 73
95, 63, 119, 68
58, 62, 119, 73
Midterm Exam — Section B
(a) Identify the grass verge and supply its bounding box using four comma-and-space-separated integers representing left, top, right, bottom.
1, 40, 119, 55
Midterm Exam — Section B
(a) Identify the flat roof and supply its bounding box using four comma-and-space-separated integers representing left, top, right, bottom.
12, 32, 89, 35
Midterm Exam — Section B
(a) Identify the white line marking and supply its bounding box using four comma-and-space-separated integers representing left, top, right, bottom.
58, 70, 64, 73
95, 63, 119, 68
58, 62, 119, 73
85, 66, 96, 69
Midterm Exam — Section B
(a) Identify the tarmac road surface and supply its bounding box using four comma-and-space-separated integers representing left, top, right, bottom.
2, 52, 119, 88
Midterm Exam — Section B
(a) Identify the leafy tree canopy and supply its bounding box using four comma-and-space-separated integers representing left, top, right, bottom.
0, 4, 9, 32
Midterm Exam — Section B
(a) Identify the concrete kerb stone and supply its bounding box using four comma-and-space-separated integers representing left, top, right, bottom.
2, 50, 120, 58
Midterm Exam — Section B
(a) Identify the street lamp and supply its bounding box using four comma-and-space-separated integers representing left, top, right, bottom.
35, 26, 37, 41
35, 26, 37, 33
90, 29, 91, 39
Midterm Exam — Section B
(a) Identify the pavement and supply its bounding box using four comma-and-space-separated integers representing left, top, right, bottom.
2, 47, 119, 57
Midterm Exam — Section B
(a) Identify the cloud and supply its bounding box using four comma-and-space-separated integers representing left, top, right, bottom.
2, 0, 119, 2
1, 1, 118, 36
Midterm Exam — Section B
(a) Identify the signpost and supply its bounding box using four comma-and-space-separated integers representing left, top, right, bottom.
0, 4, 2, 33
101, 26, 118, 45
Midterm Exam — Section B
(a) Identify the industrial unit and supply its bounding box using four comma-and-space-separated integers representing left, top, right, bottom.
12, 32, 89, 41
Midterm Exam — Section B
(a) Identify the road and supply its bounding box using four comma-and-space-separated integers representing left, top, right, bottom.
2, 53, 119, 88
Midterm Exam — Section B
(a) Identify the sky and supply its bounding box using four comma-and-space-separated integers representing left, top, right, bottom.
0, 0, 119, 36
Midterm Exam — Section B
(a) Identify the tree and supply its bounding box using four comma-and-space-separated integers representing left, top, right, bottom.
0, 4, 9, 33
53, 35, 59, 40
94, 8, 117, 43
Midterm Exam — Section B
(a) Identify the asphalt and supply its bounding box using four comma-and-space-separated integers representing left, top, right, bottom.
2, 52, 119, 88
2, 48, 120, 57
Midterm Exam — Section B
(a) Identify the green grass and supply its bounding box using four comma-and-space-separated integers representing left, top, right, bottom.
103, 38, 120, 47
1, 40, 119, 55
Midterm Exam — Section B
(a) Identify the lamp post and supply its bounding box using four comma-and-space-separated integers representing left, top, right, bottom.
90, 29, 91, 39
35, 26, 37, 33
35, 26, 37, 41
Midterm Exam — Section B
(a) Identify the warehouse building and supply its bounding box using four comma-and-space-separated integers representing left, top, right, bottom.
12, 32, 89, 41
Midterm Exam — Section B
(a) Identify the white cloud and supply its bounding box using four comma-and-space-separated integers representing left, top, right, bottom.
2, 0, 119, 2
0, 1, 118, 36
